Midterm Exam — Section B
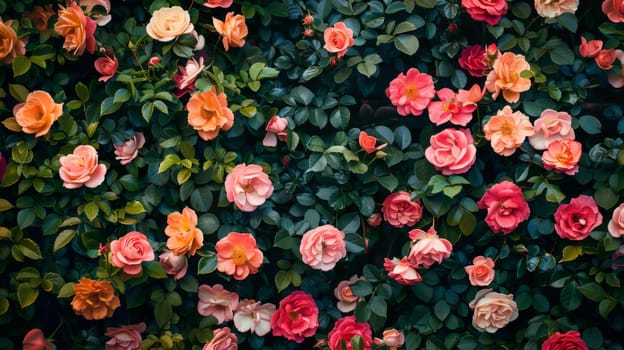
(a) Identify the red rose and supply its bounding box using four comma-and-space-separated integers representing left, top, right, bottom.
458, 45, 489, 77
542, 331, 588, 350
327, 316, 372, 350
554, 195, 603, 240
461, 0, 508, 26
270, 290, 319, 343
477, 181, 530, 234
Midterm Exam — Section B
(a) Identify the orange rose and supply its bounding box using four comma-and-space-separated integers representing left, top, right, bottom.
24, 5, 55, 32
0, 18, 25, 64
485, 52, 531, 103
54, 1, 97, 56
213, 12, 248, 51
215, 232, 263, 280
71, 278, 120, 320
186, 88, 234, 141
541, 139, 582, 175
165, 206, 204, 256
323, 21, 354, 59
146, 6, 194, 42
14, 90, 63, 137
483, 106, 534, 156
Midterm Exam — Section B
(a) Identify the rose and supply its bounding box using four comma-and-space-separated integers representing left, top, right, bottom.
528, 109, 575, 150
0, 18, 25, 64
173, 56, 205, 97
94, 50, 118, 82
263, 115, 288, 146
159, 251, 188, 280
483, 106, 534, 156
609, 49, 624, 88
608, 203, 624, 238
114, 132, 145, 165
381, 329, 404, 349
215, 232, 264, 280
477, 180, 530, 234
485, 52, 531, 103
270, 290, 319, 343
164, 207, 204, 256
203, 0, 233, 8
327, 316, 373, 350
323, 21, 354, 59
469, 289, 518, 333
104, 323, 146, 350
427, 88, 478, 126
579, 37, 603, 58
24, 5, 55, 33
186, 87, 235, 141
300, 224, 347, 271
542, 139, 582, 175
110, 231, 155, 275
458, 45, 489, 77
554, 195, 603, 240
79, 0, 112, 26
213, 12, 248, 51
381, 191, 423, 228
385, 68, 435, 117
71, 278, 121, 320
367, 213, 382, 227
425, 128, 477, 175
203, 327, 237, 350
534, 0, 578, 18
383, 257, 422, 285
541, 331, 588, 350
407, 226, 453, 268
358, 131, 387, 154
14, 90, 63, 137
603, 0, 624, 23
461, 0, 508, 26
595, 49, 616, 69
59, 145, 107, 189
146, 6, 194, 42
54, 1, 96, 56
464, 256, 496, 286
22, 329, 51, 350
233, 299, 276, 336
224, 163, 274, 212
197, 284, 239, 324
334, 276, 364, 313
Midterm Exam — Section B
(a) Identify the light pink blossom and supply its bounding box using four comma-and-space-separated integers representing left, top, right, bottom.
197, 284, 239, 324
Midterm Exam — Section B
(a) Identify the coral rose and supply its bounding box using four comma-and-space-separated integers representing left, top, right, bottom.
528, 109, 575, 150
381, 329, 405, 350
609, 49, 624, 88
595, 49, 616, 69
114, 132, 145, 165
159, 250, 188, 280
327, 316, 373, 350
358, 131, 387, 154
461, 0, 508, 26
59, 145, 107, 189
215, 232, 264, 280
407, 226, 453, 268
300, 224, 347, 271
233, 299, 276, 336
110, 231, 154, 275
263, 115, 289, 147
485, 52, 531, 103
71, 278, 121, 320
146, 6, 194, 42
186, 87, 235, 141
608, 202, 624, 238
203, 0, 233, 8
465, 256, 496, 286
541, 330, 588, 350
197, 284, 239, 324
381, 191, 423, 228
334, 275, 364, 313
54, 1, 96, 56
22, 328, 51, 350
203, 327, 237, 350
213, 12, 248, 51
94, 50, 118, 82
0, 18, 25, 64
428, 88, 477, 126
469, 289, 518, 333
323, 21, 354, 59
458, 44, 490, 77
483, 106, 534, 156
386, 68, 435, 117
477, 180, 530, 234
603, 0, 624, 23
270, 290, 319, 343
104, 323, 146, 350
425, 128, 477, 175
24, 5, 55, 32
554, 195, 603, 240
173, 56, 205, 97
164, 206, 204, 256
14, 90, 63, 137
542, 139, 582, 175
535, 0, 578, 18
224, 163, 274, 212
384, 257, 422, 285
579, 37, 603, 58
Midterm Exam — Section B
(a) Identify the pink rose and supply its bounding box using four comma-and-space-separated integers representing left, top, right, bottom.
233, 299, 276, 336
384, 257, 422, 285
407, 226, 453, 268
262, 115, 288, 146
94, 50, 118, 82
323, 21, 354, 59
554, 195, 603, 240
203, 327, 237, 350
464, 256, 496, 286
609, 49, 624, 88
173, 56, 204, 97
23, 328, 51, 350
425, 128, 477, 175
367, 213, 382, 227
461, 0, 508, 26
159, 250, 188, 280
385, 68, 435, 117
477, 181, 530, 234
300, 224, 347, 271
104, 323, 146, 350
608, 203, 624, 238
334, 276, 364, 313
458, 45, 490, 77
541, 330, 588, 350
114, 132, 145, 165
327, 316, 372, 350
79, 0, 111, 26
224, 163, 274, 212
203, 0, 233, 8
359, 131, 387, 154
381, 191, 423, 228
197, 284, 239, 324
542, 139, 582, 175
528, 109, 575, 150
270, 290, 319, 343
579, 37, 603, 58
603, 0, 624, 23
595, 49, 616, 70
110, 231, 155, 275
427, 89, 477, 126
381, 329, 405, 349
469, 289, 518, 333
59, 145, 107, 189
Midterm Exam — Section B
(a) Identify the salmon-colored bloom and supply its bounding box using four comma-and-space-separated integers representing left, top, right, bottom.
104, 322, 146, 350
603, 0, 624, 23
24, 5, 55, 32
71, 278, 120, 320
55, 1, 97, 56
407, 226, 453, 269
385, 68, 435, 116
114, 132, 145, 165
485, 52, 531, 103
477, 180, 530, 234
203, 327, 238, 350
381, 191, 423, 228
358, 131, 387, 153
425, 128, 477, 175
464, 256, 496, 286
164, 207, 204, 256
300, 224, 347, 271
186, 88, 235, 141
110, 231, 155, 275
263, 115, 288, 147
215, 232, 263, 280
23, 328, 52, 350
334, 276, 364, 313
534, 0, 578, 18
595, 49, 616, 69
528, 109, 575, 150
483, 106, 534, 156
427, 88, 477, 126
14, 90, 63, 137
323, 21, 354, 59
0, 18, 26, 64
579, 37, 603, 58
146, 6, 194, 42
224, 163, 274, 212
59, 145, 107, 189
383, 257, 422, 285
94, 49, 118, 82
213, 12, 248, 51
542, 139, 582, 175
378, 329, 405, 350
203, 0, 233, 8
609, 49, 624, 88
197, 284, 239, 324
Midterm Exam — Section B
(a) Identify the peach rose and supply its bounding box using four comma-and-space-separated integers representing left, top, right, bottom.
186, 88, 235, 141
104, 322, 146, 350
24, 5, 55, 32
197, 284, 239, 324
114, 132, 145, 165
164, 207, 204, 256
358, 131, 387, 154
382, 329, 405, 349
464, 256, 496, 286
203, 327, 238, 350
595, 49, 616, 70
383, 257, 422, 285
215, 232, 264, 280
146, 6, 194, 42
603, 0, 624, 23
608, 203, 624, 238
485, 52, 531, 103
407, 226, 453, 269
534, 0, 578, 18
263, 115, 288, 147
609, 49, 624, 88
213, 12, 248, 51
528, 109, 575, 150
224, 163, 274, 212
71, 278, 121, 320
110, 231, 155, 275
158, 250, 188, 280
334, 276, 364, 313
542, 139, 582, 175
233, 299, 276, 336
425, 128, 477, 175
203, 0, 233, 8
14, 90, 63, 137
469, 289, 518, 333
323, 21, 354, 59
579, 37, 603, 58
54, 1, 96, 56
300, 224, 347, 271
381, 191, 423, 228
59, 145, 107, 189
483, 106, 534, 156
94, 50, 118, 82
0, 18, 26, 64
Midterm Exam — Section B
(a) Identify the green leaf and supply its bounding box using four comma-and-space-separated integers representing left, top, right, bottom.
291, 86, 314, 106
197, 255, 217, 274
557, 13, 578, 32
549, 45, 574, 66
75, 82, 90, 103
198, 213, 219, 234
0, 297, 9, 315
249, 62, 265, 80
354, 302, 371, 322
350, 280, 373, 297
594, 187, 619, 210
12, 56, 31, 77
378, 175, 398, 192
274, 270, 292, 293
100, 96, 122, 116
394, 34, 419, 55
559, 246, 582, 262
191, 187, 213, 212
57, 282, 76, 298
579, 115, 602, 135
125, 201, 146, 215
113, 88, 131, 103
599, 298, 617, 319
53, 229, 76, 253
577, 282, 607, 302
9, 83, 29, 102
357, 62, 377, 77
84, 201, 99, 222
17, 284, 39, 308
369, 296, 387, 317
144, 261, 168, 279
434, 300, 450, 321
18, 239, 43, 260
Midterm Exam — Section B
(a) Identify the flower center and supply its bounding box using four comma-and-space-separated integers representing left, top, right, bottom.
232, 246, 247, 266
404, 84, 418, 99
500, 121, 514, 136
443, 100, 460, 113
288, 311, 299, 322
